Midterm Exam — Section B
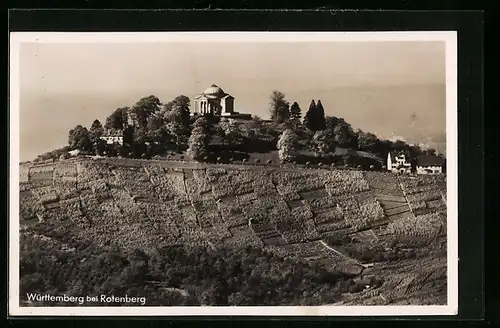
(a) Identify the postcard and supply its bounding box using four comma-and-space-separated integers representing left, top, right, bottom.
9, 31, 458, 316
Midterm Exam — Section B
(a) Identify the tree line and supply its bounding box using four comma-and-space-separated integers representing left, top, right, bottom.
44, 91, 440, 167
267, 90, 439, 165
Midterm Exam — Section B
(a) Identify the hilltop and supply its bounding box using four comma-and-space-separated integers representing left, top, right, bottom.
19, 157, 447, 306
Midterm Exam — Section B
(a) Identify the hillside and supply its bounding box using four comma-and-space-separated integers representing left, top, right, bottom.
19, 158, 447, 306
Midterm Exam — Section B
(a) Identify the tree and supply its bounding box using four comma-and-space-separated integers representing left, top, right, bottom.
325, 116, 341, 132
303, 99, 317, 131
122, 125, 135, 146
104, 108, 129, 130
333, 122, 355, 148
68, 125, 92, 151
312, 130, 333, 155
131, 95, 162, 128
219, 118, 241, 145
164, 95, 190, 113
68, 127, 91, 152
315, 100, 326, 131
304, 99, 326, 132
133, 127, 149, 145
269, 91, 290, 123
424, 148, 437, 156
277, 128, 298, 163
187, 126, 209, 161
147, 115, 164, 132
164, 104, 190, 128
94, 139, 107, 156
357, 131, 380, 153
289, 102, 302, 122
193, 116, 211, 130
89, 119, 104, 142
166, 122, 188, 149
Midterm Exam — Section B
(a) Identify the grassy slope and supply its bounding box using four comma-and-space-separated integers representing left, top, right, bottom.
19, 158, 447, 305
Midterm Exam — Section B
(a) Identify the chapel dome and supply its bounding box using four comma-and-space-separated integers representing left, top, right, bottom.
203, 84, 225, 96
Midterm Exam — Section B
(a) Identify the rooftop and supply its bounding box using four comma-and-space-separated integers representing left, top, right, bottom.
416, 155, 445, 167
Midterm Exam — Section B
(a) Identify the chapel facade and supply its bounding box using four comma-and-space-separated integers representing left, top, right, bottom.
192, 84, 235, 116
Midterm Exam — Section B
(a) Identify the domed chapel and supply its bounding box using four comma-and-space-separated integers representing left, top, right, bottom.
192, 84, 235, 116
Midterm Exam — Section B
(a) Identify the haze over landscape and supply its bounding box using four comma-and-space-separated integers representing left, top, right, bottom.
18, 41, 446, 162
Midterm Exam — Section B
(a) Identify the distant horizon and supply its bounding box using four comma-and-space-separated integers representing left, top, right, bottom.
16, 40, 447, 161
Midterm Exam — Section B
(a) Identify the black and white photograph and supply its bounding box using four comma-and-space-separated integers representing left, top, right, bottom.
9, 31, 458, 316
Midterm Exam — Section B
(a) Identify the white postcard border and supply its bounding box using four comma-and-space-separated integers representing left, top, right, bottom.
9, 31, 458, 317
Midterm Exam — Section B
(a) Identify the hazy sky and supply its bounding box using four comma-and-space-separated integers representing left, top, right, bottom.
18, 41, 446, 161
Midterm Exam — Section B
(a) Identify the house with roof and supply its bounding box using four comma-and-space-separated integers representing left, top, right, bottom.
100, 129, 124, 145
387, 151, 412, 174
415, 155, 445, 175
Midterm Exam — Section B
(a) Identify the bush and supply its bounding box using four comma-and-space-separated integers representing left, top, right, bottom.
267, 160, 272, 164
349, 284, 365, 293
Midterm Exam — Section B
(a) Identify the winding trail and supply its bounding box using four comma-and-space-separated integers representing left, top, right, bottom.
319, 240, 349, 259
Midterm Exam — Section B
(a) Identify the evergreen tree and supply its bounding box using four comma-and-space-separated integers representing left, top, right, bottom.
315, 100, 326, 131
289, 102, 302, 122
303, 99, 317, 131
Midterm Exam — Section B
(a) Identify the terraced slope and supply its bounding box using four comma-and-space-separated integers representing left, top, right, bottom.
19, 158, 448, 305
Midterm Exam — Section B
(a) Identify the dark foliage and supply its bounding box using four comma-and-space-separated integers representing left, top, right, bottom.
20, 230, 354, 306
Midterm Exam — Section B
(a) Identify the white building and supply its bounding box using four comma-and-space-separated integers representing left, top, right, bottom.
100, 130, 124, 145
387, 151, 412, 174
415, 155, 445, 174
192, 84, 235, 116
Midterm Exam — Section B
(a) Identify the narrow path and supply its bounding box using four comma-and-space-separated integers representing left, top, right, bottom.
319, 240, 348, 258
319, 240, 374, 270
